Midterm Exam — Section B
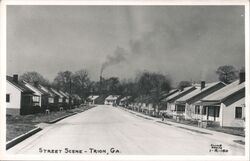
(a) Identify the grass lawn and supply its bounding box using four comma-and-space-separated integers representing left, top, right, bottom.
130, 109, 245, 137
163, 117, 245, 137
206, 127, 245, 137
6, 105, 94, 142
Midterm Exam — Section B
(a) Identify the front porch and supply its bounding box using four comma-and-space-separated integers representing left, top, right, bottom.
192, 105, 221, 127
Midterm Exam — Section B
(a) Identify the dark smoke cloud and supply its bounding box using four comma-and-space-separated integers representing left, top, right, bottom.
101, 46, 128, 75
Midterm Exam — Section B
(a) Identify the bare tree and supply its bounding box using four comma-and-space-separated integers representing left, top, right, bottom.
137, 71, 171, 96
72, 69, 91, 99
137, 71, 171, 114
53, 71, 73, 92
20, 71, 50, 86
216, 65, 239, 84
177, 81, 192, 90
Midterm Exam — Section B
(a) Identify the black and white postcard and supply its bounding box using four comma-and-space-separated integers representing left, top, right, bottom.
0, 0, 249, 161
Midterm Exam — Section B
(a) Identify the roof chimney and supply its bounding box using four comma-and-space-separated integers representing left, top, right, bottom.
201, 81, 205, 90
13, 74, 18, 83
239, 71, 245, 84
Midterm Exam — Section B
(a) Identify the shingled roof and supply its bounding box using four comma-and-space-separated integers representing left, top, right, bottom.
164, 86, 196, 103
201, 80, 245, 103
175, 82, 226, 104
7, 76, 34, 94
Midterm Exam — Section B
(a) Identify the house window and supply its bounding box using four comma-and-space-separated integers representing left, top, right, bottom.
6, 94, 10, 102
176, 105, 185, 112
49, 98, 54, 103
235, 107, 242, 119
32, 96, 40, 102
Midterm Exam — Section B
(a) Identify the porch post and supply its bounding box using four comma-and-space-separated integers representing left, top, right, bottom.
200, 106, 202, 121
214, 106, 216, 121
206, 106, 209, 120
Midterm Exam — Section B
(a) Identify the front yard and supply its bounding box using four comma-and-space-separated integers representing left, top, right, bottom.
129, 108, 245, 137
6, 105, 94, 141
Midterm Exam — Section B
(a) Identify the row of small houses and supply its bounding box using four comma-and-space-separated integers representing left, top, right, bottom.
6, 75, 82, 115
101, 72, 245, 128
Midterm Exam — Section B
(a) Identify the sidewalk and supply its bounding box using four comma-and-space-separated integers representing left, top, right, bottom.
118, 106, 245, 147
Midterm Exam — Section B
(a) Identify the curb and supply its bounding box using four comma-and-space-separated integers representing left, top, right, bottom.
6, 107, 96, 150
6, 112, 77, 150
121, 107, 245, 141
46, 112, 77, 124
6, 127, 42, 150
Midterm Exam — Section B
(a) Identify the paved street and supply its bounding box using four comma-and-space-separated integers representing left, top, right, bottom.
8, 105, 244, 155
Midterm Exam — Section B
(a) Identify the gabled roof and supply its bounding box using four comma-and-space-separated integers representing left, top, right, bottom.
175, 82, 225, 104
160, 89, 179, 100
133, 95, 153, 103
201, 80, 245, 102
38, 85, 56, 97
164, 86, 196, 103
59, 90, 69, 98
36, 86, 49, 95
105, 95, 120, 100
23, 81, 49, 95
50, 88, 64, 98
120, 96, 132, 102
72, 94, 81, 100
6, 76, 34, 94
88, 95, 99, 100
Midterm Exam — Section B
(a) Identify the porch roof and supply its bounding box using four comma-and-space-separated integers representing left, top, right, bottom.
195, 101, 220, 106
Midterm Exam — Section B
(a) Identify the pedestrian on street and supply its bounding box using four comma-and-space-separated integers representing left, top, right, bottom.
161, 113, 165, 122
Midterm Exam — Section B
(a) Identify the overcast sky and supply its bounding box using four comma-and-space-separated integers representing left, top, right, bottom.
7, 5, 245, 85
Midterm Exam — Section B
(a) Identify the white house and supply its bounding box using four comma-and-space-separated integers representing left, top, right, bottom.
197, 79, 245, 128
162, 86, 196, 116
87, 95, 99, 105
104, 95, 120, 105
174, 81, 226, 119
119, 96, 131, 106
6, 75, 37, 115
